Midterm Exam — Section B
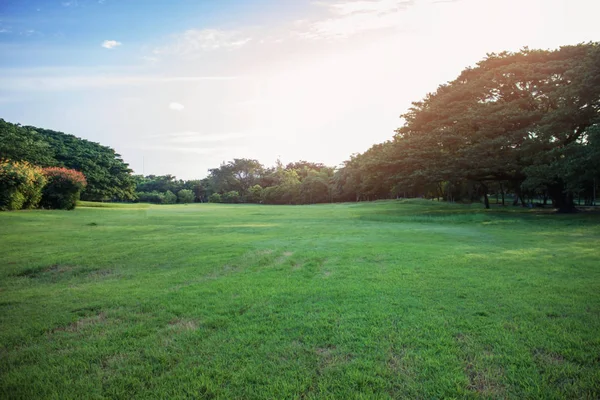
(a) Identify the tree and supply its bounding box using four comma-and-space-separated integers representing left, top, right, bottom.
177, 189, 194, 204
222, 191, 240, 204
389, 43, 600, 211
0, 119, 135, 202
163, 190, 177, 204
207, 159, 264, 200
208, 193, 222, 203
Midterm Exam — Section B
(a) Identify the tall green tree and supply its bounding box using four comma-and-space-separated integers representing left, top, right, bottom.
390, 43, 600, 210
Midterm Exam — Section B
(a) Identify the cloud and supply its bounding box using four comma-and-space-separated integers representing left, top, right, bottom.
154, 29, 251, 56
298, 0, 415, 39
101, 40, 122, 49
168, 102, 184, 111
61, 1, 78, 6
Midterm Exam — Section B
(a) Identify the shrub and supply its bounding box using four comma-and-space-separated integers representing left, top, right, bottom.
208, 193, 222, 203
0, 160, 46, 211
248, 184, 263, 203
163, 190, 177, 204
136, 191, 164, 204
222, 191, 240, 204
40, 167, 87, 210
177, 189, 194, 204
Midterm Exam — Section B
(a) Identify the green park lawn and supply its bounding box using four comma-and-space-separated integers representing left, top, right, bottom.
1, 200, 599, 399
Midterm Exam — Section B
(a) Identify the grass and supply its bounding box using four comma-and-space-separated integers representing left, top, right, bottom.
1, 199, 599, 399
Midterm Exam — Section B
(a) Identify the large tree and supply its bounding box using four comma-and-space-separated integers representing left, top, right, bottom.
392, 43, 600, 211
0, 120, 135, 201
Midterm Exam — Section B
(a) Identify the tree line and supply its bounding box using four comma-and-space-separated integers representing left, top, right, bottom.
340, 43, 600, 212
0, 119, 136, 202
2, 43, 599, 211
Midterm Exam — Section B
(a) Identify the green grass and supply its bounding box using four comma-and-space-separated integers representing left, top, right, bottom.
1, 200, 599, 399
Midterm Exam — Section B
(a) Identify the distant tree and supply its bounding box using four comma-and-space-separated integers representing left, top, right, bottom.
247, 184, 263, 203
163, 190, 177, 204
177, 189, 194, 204
0, 120, 55, 167
222, 191, 240, 204
185, 179, 206, 202
0, 119, 135, 202
207, 159, 264, 200
208, 193, 222, 203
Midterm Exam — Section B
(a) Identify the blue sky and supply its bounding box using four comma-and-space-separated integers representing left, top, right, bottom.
1, 0, 599, 179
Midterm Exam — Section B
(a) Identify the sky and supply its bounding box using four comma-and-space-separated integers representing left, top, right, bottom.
1, 0, 599, 179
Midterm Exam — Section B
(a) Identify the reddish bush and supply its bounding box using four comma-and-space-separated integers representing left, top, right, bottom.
41, 167, 87, 210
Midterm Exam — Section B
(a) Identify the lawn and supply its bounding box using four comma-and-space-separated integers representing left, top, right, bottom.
1, 200, 599, 399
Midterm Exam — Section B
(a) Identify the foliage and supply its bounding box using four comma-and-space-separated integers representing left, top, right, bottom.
177, 189, 194, 204
208, 193, 222, 203
222, 191, 240, 204
0, 119, 135, 202
0, 160, 46, 211
40, 167, 87, 210
334, 43, 600, 210
163, 190, 177, 205
136, 191, 165, 204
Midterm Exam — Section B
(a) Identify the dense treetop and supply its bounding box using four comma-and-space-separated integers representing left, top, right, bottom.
0, 119, 135, 201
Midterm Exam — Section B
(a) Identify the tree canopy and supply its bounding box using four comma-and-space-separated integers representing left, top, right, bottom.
333, 43, 600, 211
0, 119, 135, 201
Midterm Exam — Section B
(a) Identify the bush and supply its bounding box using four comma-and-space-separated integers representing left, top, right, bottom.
40, 167, 87, 210
222, 191, 240, 204
136, 191, 164, 204
248, 184, 263, 203
208, 193, 222, 203
177, 189, 194, 204
0, 160, 46, 211
163, 190, 177, 204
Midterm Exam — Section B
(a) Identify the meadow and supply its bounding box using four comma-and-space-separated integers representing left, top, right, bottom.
1, 200, 599, 399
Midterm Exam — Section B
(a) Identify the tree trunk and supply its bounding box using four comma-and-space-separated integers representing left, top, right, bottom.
549, 184, 577, 213
500, 182, 505, 206
481, 182, 490, 209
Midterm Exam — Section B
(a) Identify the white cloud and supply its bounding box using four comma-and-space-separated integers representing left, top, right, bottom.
300, 0, 416, 39
101, 40, 122, 49
154, 29, 251, 56
62, 1, 78, 6
168, 102, 184, 111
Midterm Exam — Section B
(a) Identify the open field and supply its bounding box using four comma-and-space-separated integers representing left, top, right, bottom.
1, 200, 599, 399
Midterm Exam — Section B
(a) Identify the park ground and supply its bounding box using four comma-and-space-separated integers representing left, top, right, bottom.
1, 200, 599, 399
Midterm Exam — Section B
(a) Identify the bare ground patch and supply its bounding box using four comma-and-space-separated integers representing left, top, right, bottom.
456, 333, 506, 397
168, 318, 198, 332
52, 312, 107, 333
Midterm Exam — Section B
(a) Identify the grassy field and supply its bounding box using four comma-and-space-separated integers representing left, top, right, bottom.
1, 200, 599, 399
